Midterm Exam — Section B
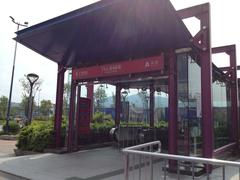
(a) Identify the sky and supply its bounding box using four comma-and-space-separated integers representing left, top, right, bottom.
0, 0, 239, 104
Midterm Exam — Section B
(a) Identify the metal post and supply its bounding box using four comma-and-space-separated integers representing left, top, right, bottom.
222, 165, 225, 180
75, 85, 81, 147
164, 159, 167, 180
86, 83, 94, 121
139, 155, 142, 180
132, 154, 135, 179
124, 154, 130, 180
54, 65, 65, 147
6, 24, 20, 132
150, 145, 153, 180
177, 161, 180, 180
192, 162, 195, 180
199, 4, 213, 160
144, 147, 148, 180
6, 17, 28, 132
26, 73, 39, 125
37, 88, 41, 116
229, 46, 239, 148
27, 84, 33, 124
212, 45, 239, 151
168, 51, 178, 167
177, 2, 213, 161
67, 81, 76, 152
149, 84, 155, 128
115, 84, 121, 126
206, 164, 210, 180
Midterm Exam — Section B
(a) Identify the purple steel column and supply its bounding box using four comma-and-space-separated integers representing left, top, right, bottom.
115, 84, 121, 126
149, 84, 155, 128
87, 83, 94, 120
54, 65, 65, 147
67, 81, 77, 152
168, 51, 178, 157
200, 6, 213, 159
229, 46, 239, 148
75, 85, 81, 147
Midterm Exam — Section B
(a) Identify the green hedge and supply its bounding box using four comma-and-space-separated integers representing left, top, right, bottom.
16, 121, 54, 152
2, 121, 20, 134
16, 115, 168, 152
92, 111, 113, 123
16, 119, 67, 152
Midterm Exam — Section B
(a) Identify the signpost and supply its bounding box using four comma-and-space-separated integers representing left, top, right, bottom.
77, 98, 91, 134
72, 54, 164, 81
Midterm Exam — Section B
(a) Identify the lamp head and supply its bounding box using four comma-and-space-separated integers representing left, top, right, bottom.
121, 90, 128, 98
27, 73, 39, 85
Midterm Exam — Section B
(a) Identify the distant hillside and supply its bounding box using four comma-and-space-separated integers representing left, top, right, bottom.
104, 94, 168, 108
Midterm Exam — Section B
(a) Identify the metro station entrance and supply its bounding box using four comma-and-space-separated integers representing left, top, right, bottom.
68, 54, 168, 151
14, 0, 239, 163
67, 51, 205, 158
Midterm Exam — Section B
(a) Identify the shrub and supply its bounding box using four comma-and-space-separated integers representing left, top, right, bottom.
3, 121, 20, 134
91, 119, 114, 131
92, 112, 113, 123
16, 121, 55, 152
33, 116, 54, 122
155, 120, 168, 129
92, 111, 105, 123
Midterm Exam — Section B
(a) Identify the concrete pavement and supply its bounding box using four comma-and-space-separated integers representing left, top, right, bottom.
0, 147, 239, 180
0, 147, 124, 180
0, 170, 28, 180
0, 140, 16, 157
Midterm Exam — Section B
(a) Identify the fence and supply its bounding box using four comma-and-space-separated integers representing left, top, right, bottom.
122, 141, 240, 180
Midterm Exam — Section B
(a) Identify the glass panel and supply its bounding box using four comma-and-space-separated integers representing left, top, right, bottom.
188, 56, 202, 157
213, 80, 231, 149
177, 53, 202, 156
177, 54, 189, 155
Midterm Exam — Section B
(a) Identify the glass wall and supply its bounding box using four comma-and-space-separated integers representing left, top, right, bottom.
213, 80, 231, 149
154, 90, 169, 123
177, 53, 202, 156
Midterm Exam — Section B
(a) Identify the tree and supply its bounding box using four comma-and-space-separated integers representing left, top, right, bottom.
18, 95, 37, 118
137, 90, 149, 122
40, 100, 53, 117
94, 85, 107, 111
137, 90, 149, 109
111, 92, 115, 108
0, 96, 8, 119
19, 75, 42, 119
63, 83, 71, 116
20, 95, 30, 118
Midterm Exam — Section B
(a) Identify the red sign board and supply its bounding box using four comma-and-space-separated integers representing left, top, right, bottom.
78, 98, 91, 134
72, 54, 164, 81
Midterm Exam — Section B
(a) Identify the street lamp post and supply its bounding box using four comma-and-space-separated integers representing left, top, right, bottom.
5, 16, 28, 132
37, 88, 41, 116
27, 73, 39, 125
121, 90, 128, 122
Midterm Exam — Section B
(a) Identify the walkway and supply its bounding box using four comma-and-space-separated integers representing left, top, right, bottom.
0, 140, 16, 157
0, 147, 239, 180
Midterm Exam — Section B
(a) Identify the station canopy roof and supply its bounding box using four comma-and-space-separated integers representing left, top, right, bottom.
15, 0, 192, 67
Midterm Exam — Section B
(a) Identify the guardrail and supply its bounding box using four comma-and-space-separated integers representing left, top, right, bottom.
122, 141, 240, 180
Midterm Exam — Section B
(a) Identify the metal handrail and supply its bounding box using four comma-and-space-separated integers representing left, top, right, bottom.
124, 140, 161, 151
122, 141, 240, 180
